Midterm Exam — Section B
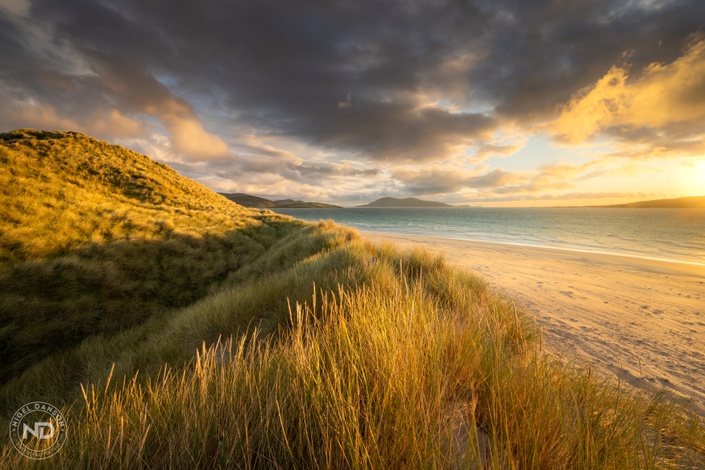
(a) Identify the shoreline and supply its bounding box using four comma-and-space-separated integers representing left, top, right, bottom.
274, 207, 705, 266
371, 230, 705, 268
364, 231, 705, 416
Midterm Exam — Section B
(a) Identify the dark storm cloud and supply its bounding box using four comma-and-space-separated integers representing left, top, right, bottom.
470, 0, 705, 120
1, 0, 704, 193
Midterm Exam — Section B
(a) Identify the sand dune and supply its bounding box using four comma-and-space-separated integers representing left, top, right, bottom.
366, 232, 705, 415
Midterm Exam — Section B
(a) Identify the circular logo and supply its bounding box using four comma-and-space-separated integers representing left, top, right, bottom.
9, 401, 67, 460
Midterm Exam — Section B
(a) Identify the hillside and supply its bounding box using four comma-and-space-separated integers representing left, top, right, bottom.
0, 129, 333, 383
360, 197, 453, 208
221, 192, 340, 208
0, 129, 261, 262
1, 130, 703, 468
601, 195, 705, 208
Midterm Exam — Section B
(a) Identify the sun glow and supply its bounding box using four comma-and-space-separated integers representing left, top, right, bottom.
696, 159, 705, 185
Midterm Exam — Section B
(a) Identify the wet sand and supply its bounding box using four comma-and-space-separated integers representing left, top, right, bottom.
365, 231, 705, 415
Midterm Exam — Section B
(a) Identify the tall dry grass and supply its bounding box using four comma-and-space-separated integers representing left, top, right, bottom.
2, 241, 703, 468
1, 130, 703, 468
0, 129, 322, 382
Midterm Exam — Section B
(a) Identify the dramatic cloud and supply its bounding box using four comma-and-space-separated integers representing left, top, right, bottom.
550, 37, 705, 147
1, 0, 704, 204
392, 160, 608, 199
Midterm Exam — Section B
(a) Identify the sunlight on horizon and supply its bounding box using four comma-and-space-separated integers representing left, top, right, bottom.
696, 159, 705, 185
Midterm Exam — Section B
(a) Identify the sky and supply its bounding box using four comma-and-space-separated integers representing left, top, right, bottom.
1, 0, 705, 207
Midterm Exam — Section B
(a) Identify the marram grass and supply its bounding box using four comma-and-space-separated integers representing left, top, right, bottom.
2, 242, 704, 468
0, 130, 703, 468
0, 129, 322, 382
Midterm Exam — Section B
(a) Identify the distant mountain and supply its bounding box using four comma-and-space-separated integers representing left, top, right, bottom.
359, 197, 453, 208
220, 193, 340, 208
220, 193, 278, 208
600, 196, 705, 209
276, 201, 342, 208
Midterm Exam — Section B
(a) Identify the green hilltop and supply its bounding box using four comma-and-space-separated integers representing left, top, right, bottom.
0, 130, 703, 468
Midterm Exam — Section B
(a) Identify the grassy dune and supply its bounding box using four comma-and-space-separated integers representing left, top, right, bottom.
0, 129, 326, 384
0, 130, 703, 468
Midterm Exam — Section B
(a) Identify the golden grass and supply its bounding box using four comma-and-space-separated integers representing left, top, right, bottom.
1, 130, 703, 468
0, 130, 321, 383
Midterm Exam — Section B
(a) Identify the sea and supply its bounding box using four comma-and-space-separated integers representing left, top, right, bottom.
272, 207, 705, 266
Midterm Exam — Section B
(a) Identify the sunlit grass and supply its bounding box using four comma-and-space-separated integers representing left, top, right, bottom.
0, 130, 703, 468
3, 241, 703, 468
0, 130, 321, 383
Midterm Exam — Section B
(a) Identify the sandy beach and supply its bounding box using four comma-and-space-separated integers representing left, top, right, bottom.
366, 232, 705, 415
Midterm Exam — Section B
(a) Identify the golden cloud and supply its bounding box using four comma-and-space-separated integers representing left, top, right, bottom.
157, 99, 229, 160
163, 115, 229, 159
91, 109, 143, 138
9, 99, 80, 131
549, 38, 705, 144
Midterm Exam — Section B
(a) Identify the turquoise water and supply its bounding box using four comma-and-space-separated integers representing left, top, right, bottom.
273, 207, 705, 265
